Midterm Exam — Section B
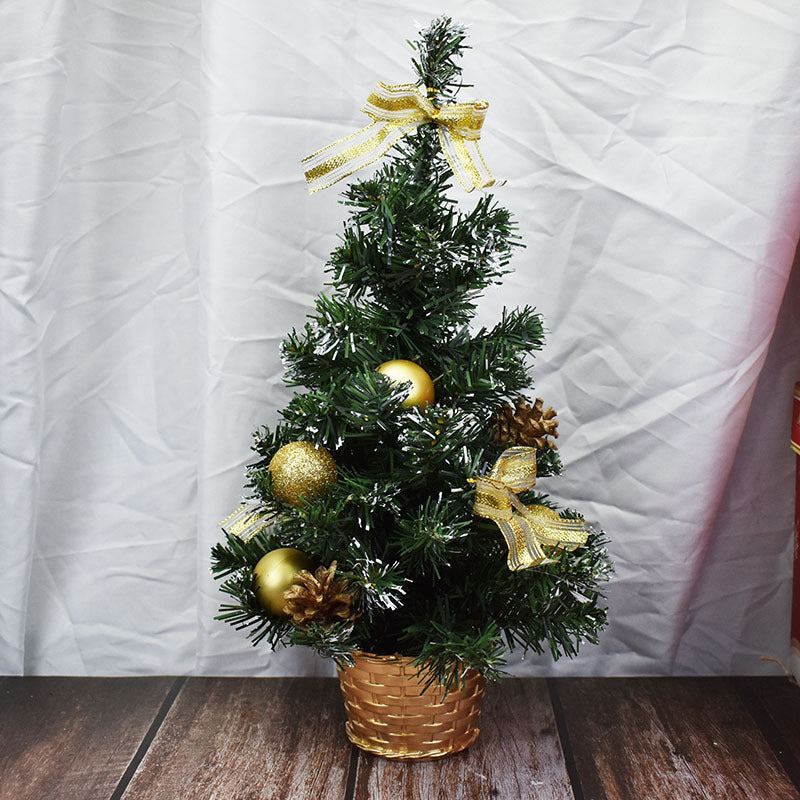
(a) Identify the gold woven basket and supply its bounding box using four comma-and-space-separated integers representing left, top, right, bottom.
337, 651, 486, 760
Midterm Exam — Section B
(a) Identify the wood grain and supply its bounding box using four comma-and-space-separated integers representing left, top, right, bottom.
120, 677, 352, 800
554, 677, 800, 800
0, 676, 173, 800
737, 677, 800, 789
3, 675, 799, 800
351, 679, 575, 800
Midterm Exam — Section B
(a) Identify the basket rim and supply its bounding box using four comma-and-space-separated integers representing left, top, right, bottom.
340, 651, 486, 683
345, 650, 418, 666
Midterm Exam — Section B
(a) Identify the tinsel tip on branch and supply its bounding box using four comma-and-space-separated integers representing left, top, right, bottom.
411, 16, 472, 104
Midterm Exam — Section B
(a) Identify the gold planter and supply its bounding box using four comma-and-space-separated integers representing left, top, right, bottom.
337, 651, 486, 760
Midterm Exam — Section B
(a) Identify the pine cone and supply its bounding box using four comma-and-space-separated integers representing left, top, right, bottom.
494, 397, 559, 450
282, 561, 358, 627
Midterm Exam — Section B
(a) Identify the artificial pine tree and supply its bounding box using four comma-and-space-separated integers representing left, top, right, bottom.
212, 16, 610, 692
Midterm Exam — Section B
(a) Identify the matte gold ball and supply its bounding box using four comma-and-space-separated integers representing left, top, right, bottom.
253, 548, 315, 616
268, 441, 337, 507
376, 359, 435, 410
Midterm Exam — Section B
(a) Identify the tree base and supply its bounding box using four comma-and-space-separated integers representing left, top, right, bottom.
337, 651, 485, 760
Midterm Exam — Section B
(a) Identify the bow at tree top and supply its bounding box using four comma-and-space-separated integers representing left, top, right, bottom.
302, 81, 500, 193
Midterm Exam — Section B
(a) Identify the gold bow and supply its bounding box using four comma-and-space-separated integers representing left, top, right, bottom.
302, 82, 502, 194
472, 447, 588, 571
219, 504, 277, 543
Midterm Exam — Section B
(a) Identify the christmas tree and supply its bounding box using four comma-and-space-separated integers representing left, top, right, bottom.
212, 17, 610, 690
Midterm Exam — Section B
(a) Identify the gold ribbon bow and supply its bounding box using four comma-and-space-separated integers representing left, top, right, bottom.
472, 446, 589, 571
302, 82, 502, 194
219, 504, 277, 543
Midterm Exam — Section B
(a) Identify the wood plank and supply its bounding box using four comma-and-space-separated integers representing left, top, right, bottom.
554, 677, 800, 800
352, 679, 575, 800
737, 677, 800, 789
120, 677, 352, 800
0, 676, 174, 800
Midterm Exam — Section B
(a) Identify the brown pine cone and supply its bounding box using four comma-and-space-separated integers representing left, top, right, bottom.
494, 397, 559, 450
282, 561, 358, 627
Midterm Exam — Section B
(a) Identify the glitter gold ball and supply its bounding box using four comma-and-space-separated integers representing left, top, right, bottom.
376, 359, 435, 410
268, 441, 338, 507
253, 548, 315, 616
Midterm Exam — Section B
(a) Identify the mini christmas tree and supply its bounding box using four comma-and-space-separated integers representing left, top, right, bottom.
212, 16, 610, 692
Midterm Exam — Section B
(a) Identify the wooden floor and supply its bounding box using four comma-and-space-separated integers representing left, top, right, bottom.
1, 677, 799, 800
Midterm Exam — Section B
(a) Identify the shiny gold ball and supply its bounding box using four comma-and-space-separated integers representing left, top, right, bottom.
253, 548, 315, 616
376, 359, 435, 410
268, 441, 337, 507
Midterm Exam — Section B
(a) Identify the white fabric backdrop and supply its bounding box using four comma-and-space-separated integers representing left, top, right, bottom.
2, 0, 799, 676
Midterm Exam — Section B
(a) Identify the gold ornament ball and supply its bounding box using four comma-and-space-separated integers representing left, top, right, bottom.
376, 359, 435, 410
253, 548, 315, 616
268, 441, 337, 507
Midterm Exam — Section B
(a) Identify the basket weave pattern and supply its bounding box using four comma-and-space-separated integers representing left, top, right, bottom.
337, 652, 486, 760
